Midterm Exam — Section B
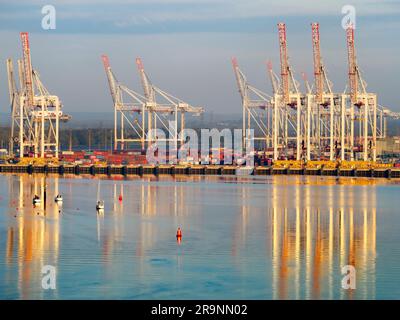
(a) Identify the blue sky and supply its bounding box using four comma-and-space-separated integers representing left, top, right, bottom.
0, 0, 399, 114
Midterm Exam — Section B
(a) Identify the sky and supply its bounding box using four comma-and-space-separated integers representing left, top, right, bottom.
0, 0, 399, 115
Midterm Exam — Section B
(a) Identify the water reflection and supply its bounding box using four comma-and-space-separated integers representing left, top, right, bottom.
4, 174, 61, 299
266, 177, 376, 299
1, 173, 382, 299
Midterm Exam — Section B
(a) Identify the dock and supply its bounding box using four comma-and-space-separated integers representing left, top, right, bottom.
1, 163, 399, 178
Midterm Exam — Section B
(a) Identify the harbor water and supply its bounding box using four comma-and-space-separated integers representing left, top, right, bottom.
1, 173, 400, 299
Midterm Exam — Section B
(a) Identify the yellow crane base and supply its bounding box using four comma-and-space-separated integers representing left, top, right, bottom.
18, 157, 59, 166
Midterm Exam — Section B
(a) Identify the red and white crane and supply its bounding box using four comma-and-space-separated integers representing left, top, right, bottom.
7, 32, 69, 158
231, 22, 399, 163
278, 23, 290, 105
345, 24, 376, 161
311, 23, 322, 103
20, 32, 34, 108
275, 23, 302, 160
308, 23, 339, 161
346, 25, 363, 106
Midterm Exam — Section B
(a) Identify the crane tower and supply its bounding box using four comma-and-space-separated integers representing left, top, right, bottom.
101, 55, 146, 150
7, 32, 70, 158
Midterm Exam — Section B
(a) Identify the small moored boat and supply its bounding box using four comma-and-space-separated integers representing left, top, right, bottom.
96, 200, 105, 210
33, 195, 41, 205
96, 180, 104, 211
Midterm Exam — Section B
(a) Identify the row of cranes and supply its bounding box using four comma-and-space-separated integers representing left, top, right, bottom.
5, 32, 203, 159
233, 23, 400, 162
101, 55, 204, 151
4, 27, 399, 163
6, 32, 70, 158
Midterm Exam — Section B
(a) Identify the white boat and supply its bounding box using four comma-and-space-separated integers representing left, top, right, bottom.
33, 196, 41, 205
55, 194, 63, 202
96, 200, 105, 210
96, 180, 104, 211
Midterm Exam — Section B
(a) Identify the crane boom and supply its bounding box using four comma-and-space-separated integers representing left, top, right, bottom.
346, 25, 359, 105
101, 54, 117, 103
17, 59, 25, 92
231, 57, 246, 100
6, 58, 17, 105
301, 72, 312, 94
278, 23, 290, 104
267, 60, 279, 95
20, 32, 34, 106
311, 23, 324, 103
136, 57, 153, 102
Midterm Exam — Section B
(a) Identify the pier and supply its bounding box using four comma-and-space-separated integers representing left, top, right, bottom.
1, 163, 399, 178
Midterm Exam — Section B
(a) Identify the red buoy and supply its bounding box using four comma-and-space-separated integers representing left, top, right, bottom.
176, 227, 182, 238
118, 194, 123, 201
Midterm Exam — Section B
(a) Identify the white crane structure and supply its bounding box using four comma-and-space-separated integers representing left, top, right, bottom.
234, 22, 400, 163
232, 57, 273, 150
102, 56, 204, 153
135, 57, 204, 148
7, 32, 70, 158
101, 55, 146, 150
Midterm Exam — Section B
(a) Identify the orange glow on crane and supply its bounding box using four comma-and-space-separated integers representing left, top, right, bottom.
136, 57, 152, 102
311, 23, 323, 104
101, 54, 110, 70
20, 32, 34, 107
346, 25, 360, 105
278, 23, 289, 104
100, 54, 117, 104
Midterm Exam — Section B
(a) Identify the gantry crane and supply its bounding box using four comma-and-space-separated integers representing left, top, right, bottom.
7, 32, 70, 158
233, 22, 400, 164
232, 57, 272, 151
344, 24, 377, 161
308, 22, 342, 161
136, 57, 204, 148
101, 55, 146, 150
274, 23, 305, 160
6, 58, 18, 155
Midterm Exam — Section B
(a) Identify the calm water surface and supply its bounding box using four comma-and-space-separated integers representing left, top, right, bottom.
1, 173, 400, 299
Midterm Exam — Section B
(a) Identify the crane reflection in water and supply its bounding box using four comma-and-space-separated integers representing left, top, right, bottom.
1, 174, 379, 299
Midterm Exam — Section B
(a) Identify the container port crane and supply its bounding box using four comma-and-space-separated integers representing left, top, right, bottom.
102, 56, 204, 154
232, 57, 272, 151
233, 22, 400, 164
273, 22, 305, 161
135, 57, 204, 148
7, 32, 70, 159
101, 54, 146, 150
344, 24, 377, 161
308, 22, 342, 161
